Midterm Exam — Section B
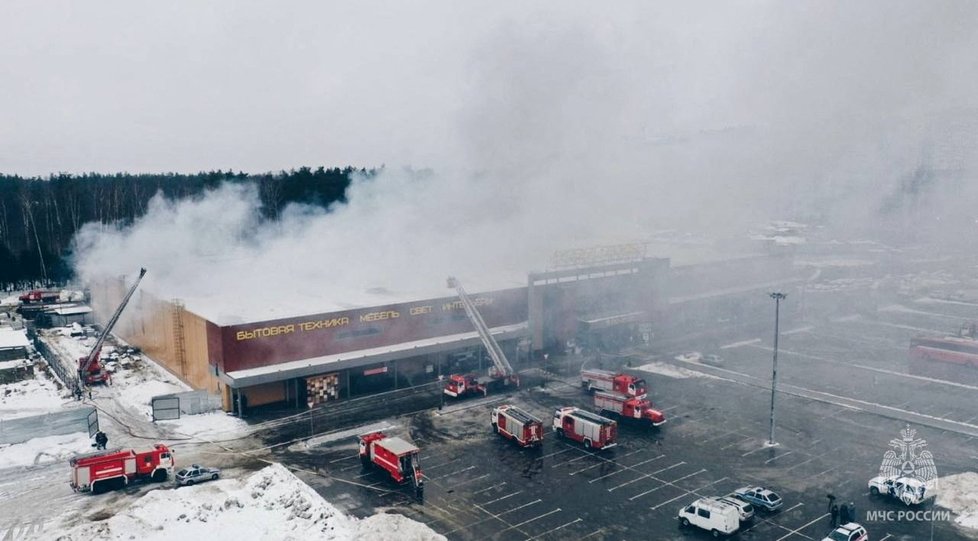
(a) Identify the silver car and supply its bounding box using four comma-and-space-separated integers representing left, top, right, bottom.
175, 464, 221, 486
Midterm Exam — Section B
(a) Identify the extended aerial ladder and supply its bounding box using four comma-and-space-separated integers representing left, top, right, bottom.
445, 277, 519, 391
77, 268, 147, 388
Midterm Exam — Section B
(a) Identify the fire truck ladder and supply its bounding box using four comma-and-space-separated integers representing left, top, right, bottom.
78, 268, 147, 388
447, 277, 515, 380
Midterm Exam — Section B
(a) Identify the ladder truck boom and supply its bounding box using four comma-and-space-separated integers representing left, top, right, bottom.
447, 276, 514, 377
78, 268, 147, 382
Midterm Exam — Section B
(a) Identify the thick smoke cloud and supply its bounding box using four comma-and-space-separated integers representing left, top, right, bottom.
8, 2, 976, 321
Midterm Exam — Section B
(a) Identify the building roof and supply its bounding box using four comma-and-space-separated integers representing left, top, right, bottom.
222, 322, 528, 387
46, 305, 94, 316
0, 328, 30, 350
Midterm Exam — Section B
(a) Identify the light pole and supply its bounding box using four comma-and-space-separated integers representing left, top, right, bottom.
767, 292, 787, 446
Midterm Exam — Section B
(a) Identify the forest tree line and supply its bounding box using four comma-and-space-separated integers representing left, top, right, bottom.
0, 166, 370, 289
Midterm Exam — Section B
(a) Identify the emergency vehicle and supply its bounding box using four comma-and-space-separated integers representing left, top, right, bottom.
69, 443, 174, 494
593, 391, 666, 427
358, 432, 424, 497
580, 368, 647, 398
552, 407, 618, 449
491, 405, 544, 447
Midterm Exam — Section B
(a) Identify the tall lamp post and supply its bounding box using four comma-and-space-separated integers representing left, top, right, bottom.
767, 292, 787, 446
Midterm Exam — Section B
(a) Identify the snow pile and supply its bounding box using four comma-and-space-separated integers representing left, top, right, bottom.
115, 379, 185, 419
637, 361, 717, 379
46, 463, 445, 541
935, 472, 978, 531
0, 370, 71, 419
158, 411, 248, 439
0, 295, 19, 307
0, 432, 92, 468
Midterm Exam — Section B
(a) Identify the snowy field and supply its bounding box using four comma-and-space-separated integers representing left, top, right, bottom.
43, 463, 445, 541
937, 472, 978, 531
0, 367, 73, 419
0, 431, 92, 468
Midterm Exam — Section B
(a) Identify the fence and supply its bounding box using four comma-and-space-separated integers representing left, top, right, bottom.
33, 337, 78, 390
151, 390, 222, 421
0, 406, 96, 445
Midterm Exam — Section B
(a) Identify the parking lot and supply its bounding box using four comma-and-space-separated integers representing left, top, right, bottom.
273, 274, 978, 540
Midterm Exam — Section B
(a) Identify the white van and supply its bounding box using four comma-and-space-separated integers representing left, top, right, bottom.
678, 498, 740, 537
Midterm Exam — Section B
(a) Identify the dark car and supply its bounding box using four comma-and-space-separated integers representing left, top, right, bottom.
175, 464, 221, 486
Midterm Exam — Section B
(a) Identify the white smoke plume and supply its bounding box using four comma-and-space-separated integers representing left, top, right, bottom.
13, 1, 976, 322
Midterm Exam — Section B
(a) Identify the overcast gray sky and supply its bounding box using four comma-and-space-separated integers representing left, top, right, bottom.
7, 2, 978, 319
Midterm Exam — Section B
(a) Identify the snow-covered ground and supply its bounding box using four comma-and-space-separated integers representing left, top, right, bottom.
0, 431, 92, 468
936, 472, 978, 531
43, 463, 445, 541
157, 411, 249, 439
0, 367, 73, 419
636, 361, 721, 379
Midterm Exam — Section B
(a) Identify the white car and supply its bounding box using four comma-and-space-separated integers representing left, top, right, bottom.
713, 496, 754, 522
678, 497, 740, 537
822, 522, 868, 541
868, 475, 928, 505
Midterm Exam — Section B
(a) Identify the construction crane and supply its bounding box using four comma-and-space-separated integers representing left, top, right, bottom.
443, 277, 518, 399
77, 268, 147, 389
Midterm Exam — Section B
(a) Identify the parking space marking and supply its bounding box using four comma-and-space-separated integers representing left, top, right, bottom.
498, 499, 542, 516
627, 469, 706, 501
742, 445, 773, 457
608, 461, 685, 492
569, 461, 607, 476
698, 429, 742, 446
660, 405, 681, 413
579, 528, 607, 540
484, 491, 523, 505
690, 476, 729, 494
327, 454, 357, 464
524, 517, 583, 541
590, 454, 665, 483
429, 465, 475, 481
774, 513, 828, 541
785, 456, 817, 472
649, 492, 688, 510
540, 448, 571, 460
879, 535, 892, 541
722, 436, 754, 450
765, 450, 793, 464
497, 509, 562, 534
473, 481, 507, 495
783, 502, 803, 513
424, 459, 461, 471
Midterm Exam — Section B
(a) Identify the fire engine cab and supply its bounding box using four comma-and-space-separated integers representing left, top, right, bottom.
69, 443, 174, 494
593, 391, 666, 427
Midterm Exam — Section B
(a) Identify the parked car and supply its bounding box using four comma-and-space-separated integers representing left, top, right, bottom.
175, 464, 221, 486
713, 496, 754, 522
701, 354, 724, 367
868, 475, 928, 505
731, 486, 783, 511
821, 522, 868, 541
678, 497, 740, 537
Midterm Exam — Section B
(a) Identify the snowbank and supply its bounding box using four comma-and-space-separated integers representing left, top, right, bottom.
936, 472, 978, 531
158, 411, 248, 439
46, 463, 445, 541
115, 379, 185, 420
0, 370, 71, 419
0, 432, 92, 468
637, 361, 718, 379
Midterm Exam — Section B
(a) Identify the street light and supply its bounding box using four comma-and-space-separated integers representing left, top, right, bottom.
767, 292, 787, 446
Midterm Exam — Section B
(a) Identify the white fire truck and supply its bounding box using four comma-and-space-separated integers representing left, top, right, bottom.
552, 406, 618, 450
491, 405, 544, 447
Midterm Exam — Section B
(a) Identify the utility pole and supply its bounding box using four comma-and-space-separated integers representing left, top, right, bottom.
767, 292, 787, 446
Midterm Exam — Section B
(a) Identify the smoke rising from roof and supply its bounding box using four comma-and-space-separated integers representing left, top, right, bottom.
15, 1, 975, 321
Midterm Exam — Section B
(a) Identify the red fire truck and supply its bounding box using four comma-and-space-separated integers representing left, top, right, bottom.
593, 391, 666, 427
491, 405, 544, 447
580, 368, 647, 398
69, 443, 174, 494
78, 349, 111, 385
552, 407, 618, 450
358, 432, 424, 497
444, 374, 489, 398
18, 289, 61, 304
